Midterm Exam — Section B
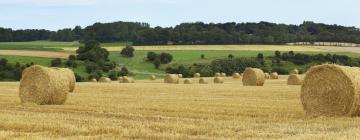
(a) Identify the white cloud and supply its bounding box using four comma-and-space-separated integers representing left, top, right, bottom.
0, 0, 98, 7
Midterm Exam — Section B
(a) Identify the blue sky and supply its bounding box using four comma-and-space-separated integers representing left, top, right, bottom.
0, 0, 358, 30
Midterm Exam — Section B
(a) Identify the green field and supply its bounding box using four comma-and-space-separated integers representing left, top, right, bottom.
1, 41, 360, 80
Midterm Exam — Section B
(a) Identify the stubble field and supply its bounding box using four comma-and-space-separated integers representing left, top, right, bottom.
1, 76, 360, 139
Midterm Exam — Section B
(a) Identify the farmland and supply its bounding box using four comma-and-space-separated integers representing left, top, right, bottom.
1, 77, 360, 139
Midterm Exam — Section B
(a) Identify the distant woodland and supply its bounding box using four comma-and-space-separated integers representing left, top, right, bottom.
1, 21, 360, 45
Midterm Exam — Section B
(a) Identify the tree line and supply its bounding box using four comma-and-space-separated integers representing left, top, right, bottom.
1, 21, 360, 45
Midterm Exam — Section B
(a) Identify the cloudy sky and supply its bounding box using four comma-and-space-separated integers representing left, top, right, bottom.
0, 0, 358, 30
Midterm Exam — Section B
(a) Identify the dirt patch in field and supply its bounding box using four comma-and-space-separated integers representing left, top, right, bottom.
0, 50, 71, 58
310, 46, 360, 54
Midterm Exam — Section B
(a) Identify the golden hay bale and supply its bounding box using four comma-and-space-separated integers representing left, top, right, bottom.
99, 77, 112, 83
149, 75, 156, 80
118, 77, 124, 83
164, 74, 179, 84
199, 78, 208, 84
233, 73, 241, 79
214, 73, 221, 77
214, 77, 224, 84
221, 73, 227, 77
57, 68, 76, 92
264, 73, 270, 79
242, 68, 265, 86
194, 73, 201, 78
90, 79, 97, 82
290, 69, 299, 75
122, 77, 135, 83
178, 74, 183, 78
183, 79, 192, 84
270, 72, 279, 79
301, 64, 360, 117
19, 65, 69, 105
287, 74, 304, 85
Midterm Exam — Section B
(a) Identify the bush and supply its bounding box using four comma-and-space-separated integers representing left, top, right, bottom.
69, 55, 77, 61
65, 60, 77, 68
147, 52, 157, 61
228, 54, 234, 59
211, 58, 262, 75
108, 70, 119, 80
201, 54, 205, 59
51, 58, 62, 67
85, 62, 98, 73
121, 46, 135, 57
118, 67, 129, 76
257, 53, 264, 59
76, 40, 109, 62
159, 53, 173, 64
154, 59, 161, 69
0, 58, 8, 66
88, 70, 102, 80
74, 73, 84, 82
272, 67, 289, 75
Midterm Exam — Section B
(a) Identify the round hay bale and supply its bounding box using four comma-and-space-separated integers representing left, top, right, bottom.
264, 73, 270, 79
164, 74, 179, 84
118, 77, 124, 83
99, 77, 111, 83
58, 68, 76, 92
287, 74, 303, 85
270, 72, 279, 79
183, 79, 192, 84
242, 68, 265, 86
149, 75, 156, 80
301, 64, 360, 117
194, 73, 201, 78
214, 73, 221, 77
233, 73, 241, 79
214, 77, 224, 84
199, 78, 208, 84
19, 65, 69, 105
122, 77, 135, 83
178, 74, 183, 78
290, 69, 299, 75
221, 73, 227, 77
90, 79, 97, 82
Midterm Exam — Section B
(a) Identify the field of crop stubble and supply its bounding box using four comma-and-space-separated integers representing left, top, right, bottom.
1, 76, 360, 139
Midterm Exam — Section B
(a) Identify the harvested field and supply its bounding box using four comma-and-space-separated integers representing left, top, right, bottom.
0, 76, 360, 139
0, 50, 70, 58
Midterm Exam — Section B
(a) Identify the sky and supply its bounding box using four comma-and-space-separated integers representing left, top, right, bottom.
0, 0, 358, 31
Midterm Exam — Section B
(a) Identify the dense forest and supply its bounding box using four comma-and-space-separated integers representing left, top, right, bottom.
1, 21, 360, 45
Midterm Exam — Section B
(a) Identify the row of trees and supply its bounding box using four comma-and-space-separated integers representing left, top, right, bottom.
1, 21, 360, 45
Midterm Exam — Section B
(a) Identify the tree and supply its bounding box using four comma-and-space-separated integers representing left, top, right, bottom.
228, 54, 234, 59
201, 54, 205, 59
76, 40, 109, 62
69, 55, 77, 61
51, 58, 62, 67
120, 46, 135, 57
147, 51, 157, 61
275, 50, 281, 58
154, 60, 161, 69
159, 53, 173, 64
257, 53, 264, 59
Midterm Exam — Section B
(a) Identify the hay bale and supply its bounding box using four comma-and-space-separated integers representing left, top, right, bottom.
214, 73, 221, 77
287, 74, 303, 85
221, 73, 227, 77
214, 77, 224, 84
178, 74, 183, 78
19, 65, 69, 105
99, 77, 111, 83
233, 73, 241, 79
149, 75, 156, 80
301, 64, 360, 117
90, 79, 97, 82
164, 74, 179, 84
290, 69, 299, 75
118, 77, 124, 83
183, 79, 192, 84
199, 78, 208, 84
58, 68, 76, 92
264, 73, 270, 79
270, 72, 279, 79
122, 77, 135, 83
242, 68, 265, 86
194, 73, 201, 78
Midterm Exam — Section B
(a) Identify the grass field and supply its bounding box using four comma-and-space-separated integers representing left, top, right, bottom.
1, 77, 360, 139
